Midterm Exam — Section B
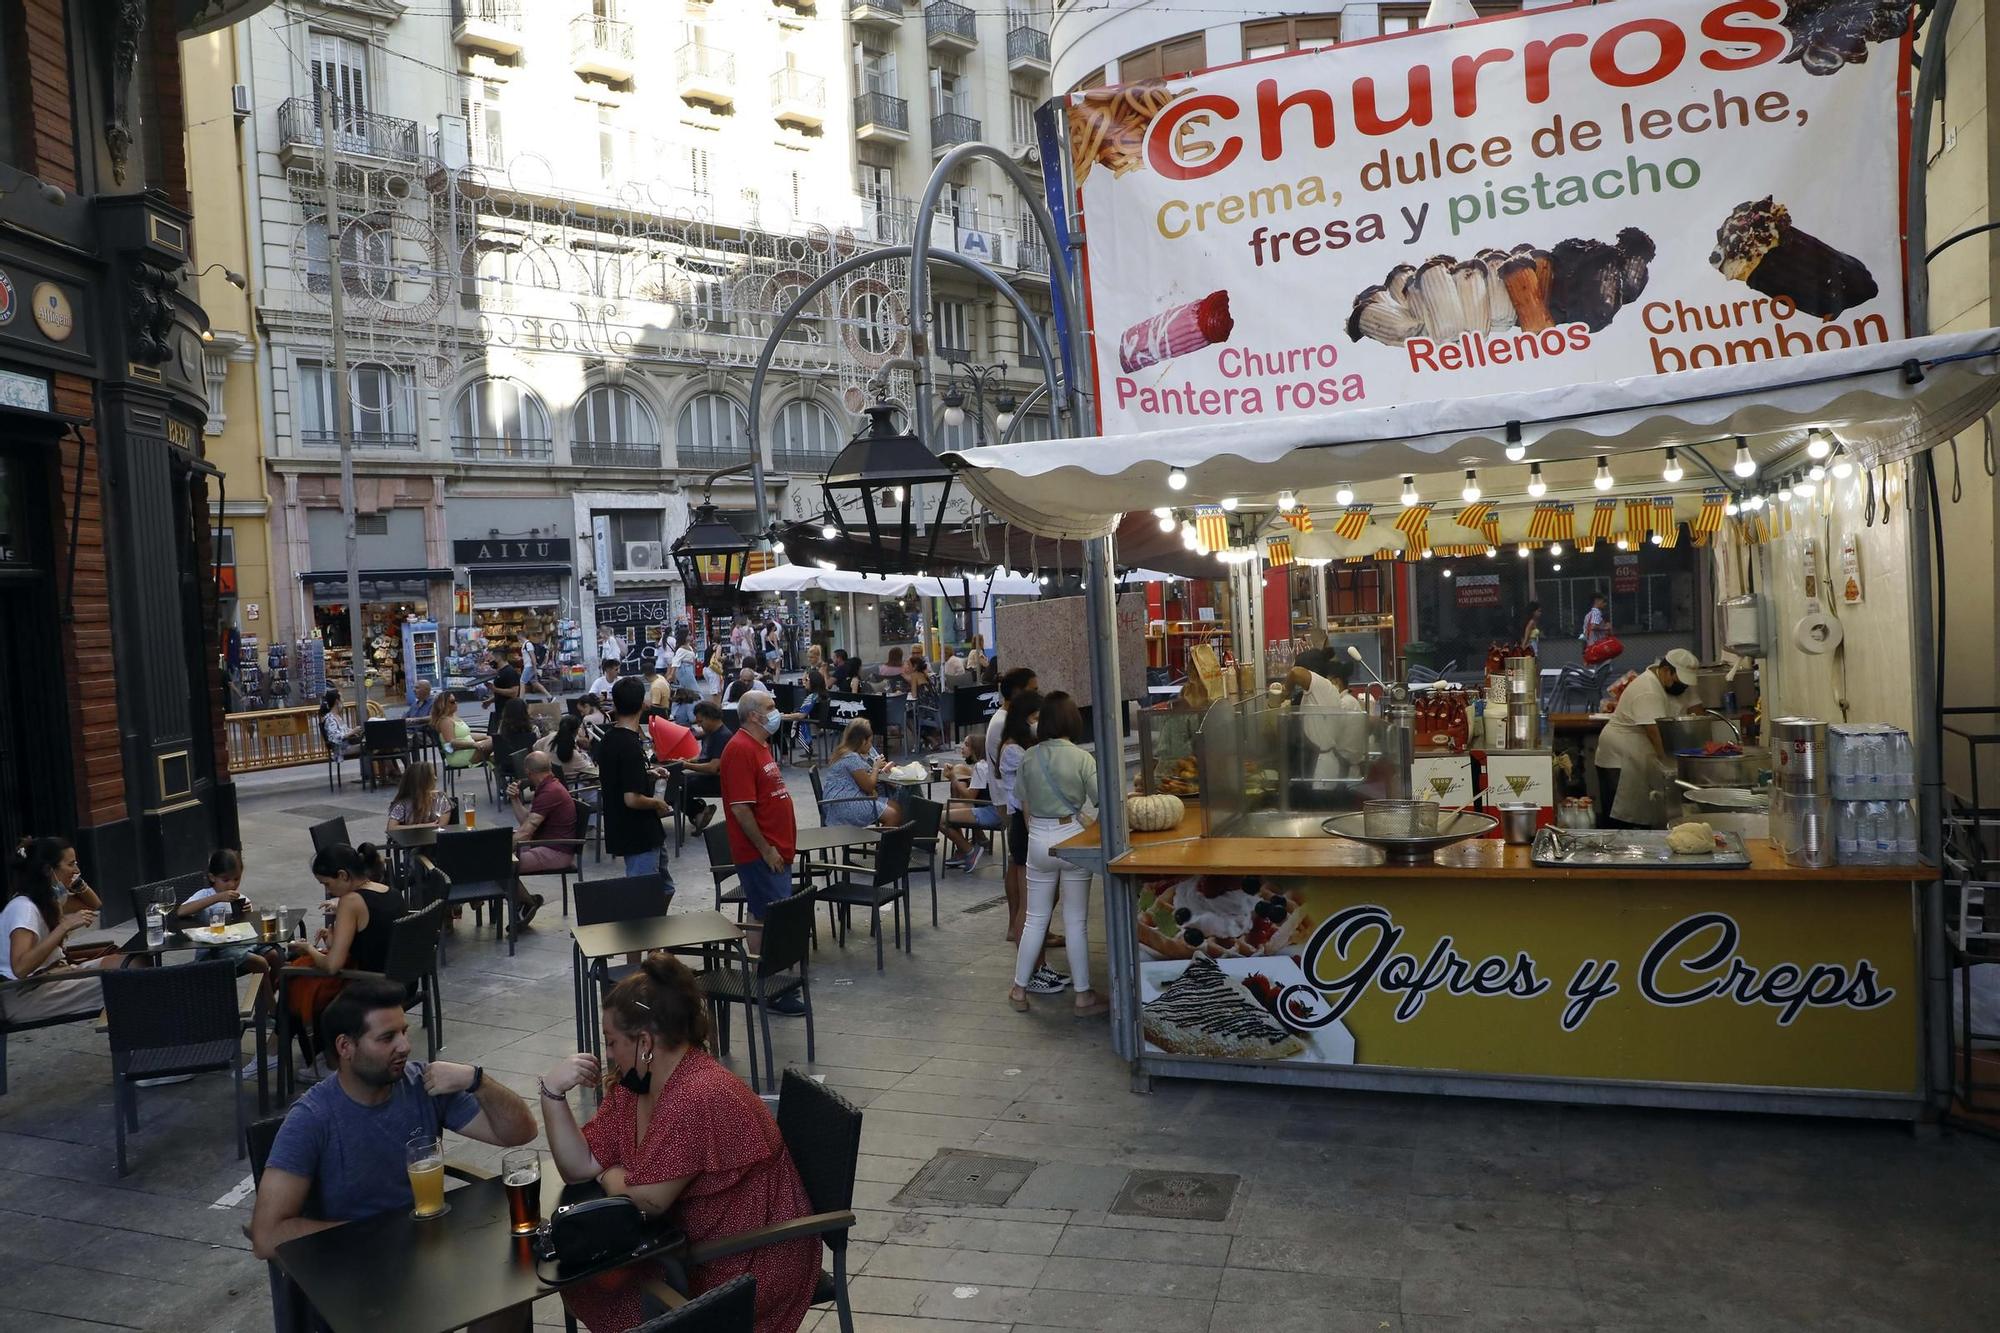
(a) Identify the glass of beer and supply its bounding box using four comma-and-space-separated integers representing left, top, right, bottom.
259, 910, 278, 943
502, 1148, 542, 1234
406, 1133, 449, 1219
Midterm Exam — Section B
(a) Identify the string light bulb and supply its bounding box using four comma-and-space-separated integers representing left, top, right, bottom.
1485, 545, 1498, 558
1777, 476, 1793, 503
1552, 562, 1563, 572
1733, 438, 1757, 477
1831, 449, 1854, 479
1616, 536, 1630, 551
1420, 547, 1434, 560
1549, 542, 1563, 556
1806, 429, 1833, 461
1594, 456, 1613, 491
1167, 468, 1188, 491
1505, 440, 1528, 463
1461, 469, 1481, 502
1724, 499, 1739, 516
1515, 543, 1529, 558
1526, 462, 1547, 498
1276, 490, 1297, 512
1441, 567, 1453, 578
1151, 507, 1171, 518
1662, 448, 1683, 483
820, 521, 837, 540
1335, 482, 1355, 506
1158, 512, 1176, 532
1795, 474, 1817, 497
1220, 496, 1239, 511
1808, 462, 1826, 482
1400, 476, 1418, 507
1649, 529, 1664, 546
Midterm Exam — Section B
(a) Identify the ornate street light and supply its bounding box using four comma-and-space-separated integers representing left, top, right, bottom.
822, 400, 956, 574
670, 500, 753, 610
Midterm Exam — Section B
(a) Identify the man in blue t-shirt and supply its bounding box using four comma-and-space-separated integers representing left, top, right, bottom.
250, 977, 537, 1254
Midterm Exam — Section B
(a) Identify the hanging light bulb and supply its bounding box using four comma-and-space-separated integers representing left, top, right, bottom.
1158, 512, 1177, 533
941, 387, 967, 429
1746, 492, 1765, 512
891, 486, 906, 505
1594, 455, 1613, 491
1552, 562, 1563, 572
1649, 529, 1664, 546
1167, 468, 1188, 491
1220, 496, 1239, 511
1662, 448, 1683, 483
1615, 536, 1630, 551
1151, 507, 1172, 518
1806, 429, 1833, 461
1039, 574, 1050, 586
1724, 499, 1739, 516
1462, 469, 1481, 502
1505, 440, 1528, 463
1485, 545, 1498, 558
1526, 462, 1547, 498
1335, 483, 1356, 506
1181, 522, 1198, 549
1441, 566, 1453, 578
1420, 547, 1434, 560
1776, 476, 1793, 503
1733, 437, 1756, 477
820, 521, 837, 540
1276, 489, 1297, 512
1515, 543, 1529, 558
1400, 475, 1418, 507
1808, 461, 1827, 482
1549, 542, 1563, 556
1795, 474, 1817, 497
1831, 449, 1854, 479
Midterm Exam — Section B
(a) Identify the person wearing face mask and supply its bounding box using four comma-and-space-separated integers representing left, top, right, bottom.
1594, 647, 1704, 828
1286, 650, 1368, 783
540, 957, 820, 1333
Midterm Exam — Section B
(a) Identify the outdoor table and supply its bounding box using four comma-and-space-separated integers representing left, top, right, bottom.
794, 825, 880, 886
569, 911, 761, 1089
273, 1161, 685, 1333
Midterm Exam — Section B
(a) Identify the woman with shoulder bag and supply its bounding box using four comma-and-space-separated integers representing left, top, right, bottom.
1009, 692, 1108, 1016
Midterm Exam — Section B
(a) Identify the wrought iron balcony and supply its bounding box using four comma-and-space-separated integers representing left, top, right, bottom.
770, 68, 826, 127
571, 15, 636, 80
677, 43, 737, 105
453, 0, 525, 56
572, 441, 662, 469
451, 434, 553, 463
930, 111, 981, 154
854, 91, 910, 142
276, 97, 420, 164
925, 1, 978, 51
771, 447, 838, 474
676, 445, 752, 471
299, 429, 420, 451
1007, 24, 1050, 71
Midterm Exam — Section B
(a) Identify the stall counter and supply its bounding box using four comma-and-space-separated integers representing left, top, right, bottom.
1062, 814, 1930, 1120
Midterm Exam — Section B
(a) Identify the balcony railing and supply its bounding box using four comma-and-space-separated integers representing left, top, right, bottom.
454, 0, 522, 28
299, 429, 420, 451
770, 68, 826, 111
677, 445, 753, 471
864, 194, 917, 243
925, 1, 977, 47
469, 131, 506, 169
451, 435, 553, 463
277, 97, 420, 163
771, 448, 838, 474
1007, 24, 1050, 66
1017, 229, 1049, 275
572, 441, 661, 468
931, 111, 981, 151
848, 0, 901, 23
571, 15, 635, 62
678, 43, 737, 87
854, 91, 909, 134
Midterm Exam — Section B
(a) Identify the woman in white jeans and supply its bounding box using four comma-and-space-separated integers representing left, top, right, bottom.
1009, 692, 1109, 1016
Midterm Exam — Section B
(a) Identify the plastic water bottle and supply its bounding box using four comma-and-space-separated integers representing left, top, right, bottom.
1834, 803, 1856, 864
1896, 800, 1918, 861
145, 905, 166, 949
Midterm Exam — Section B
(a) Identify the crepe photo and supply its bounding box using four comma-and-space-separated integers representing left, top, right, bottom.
1346, 229, 1655, 347
1136, 875, 1313, 960
1140, 955, 1356, 1065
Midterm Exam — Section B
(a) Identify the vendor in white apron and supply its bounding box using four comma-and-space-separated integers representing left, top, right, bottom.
1288, 650, 1369, 782
1595, 647, 1702, 828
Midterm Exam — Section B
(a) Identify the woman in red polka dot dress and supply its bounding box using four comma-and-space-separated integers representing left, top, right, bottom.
539, 957, 820, 1333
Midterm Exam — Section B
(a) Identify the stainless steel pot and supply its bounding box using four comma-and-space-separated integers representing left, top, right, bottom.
1496, 804, 1540, 844
1656, 716, 1723, 753
1676, 749, 1763, 788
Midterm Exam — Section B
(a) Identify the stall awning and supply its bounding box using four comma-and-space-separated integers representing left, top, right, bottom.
466, 564, 570, 577
948, 329, 2000, 541
299, 568, 452, 585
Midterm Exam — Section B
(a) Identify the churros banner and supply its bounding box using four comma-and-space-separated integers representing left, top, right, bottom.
1068, 0, 1909, 436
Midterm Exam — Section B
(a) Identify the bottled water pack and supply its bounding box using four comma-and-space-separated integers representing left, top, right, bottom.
1832, 798, 1918, 865
1827, 725, 1917, 800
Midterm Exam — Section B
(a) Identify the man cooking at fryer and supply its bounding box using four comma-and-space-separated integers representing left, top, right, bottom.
1288, 649, 1370, 783
1594, 647, 1704, 828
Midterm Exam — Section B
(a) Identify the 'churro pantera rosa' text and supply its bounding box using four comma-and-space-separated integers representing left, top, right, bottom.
1145, 1, 1793, 182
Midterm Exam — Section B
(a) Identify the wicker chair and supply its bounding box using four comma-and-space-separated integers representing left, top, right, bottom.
307, 818, 350, 855
698, 890, 816, 1089
900, 794, 945, 928
379, 900, 448, 1060
630, 1275, 756, 1332
817, 826, 915, 972
101, 960, 245, 1176
423, 827, 518, 958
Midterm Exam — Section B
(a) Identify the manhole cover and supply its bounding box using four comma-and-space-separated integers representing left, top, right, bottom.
961, 895, 1010, 916
1109, 1170, 1240, 1222
282, 804, 361, 822
892, 1150, 1038, 1208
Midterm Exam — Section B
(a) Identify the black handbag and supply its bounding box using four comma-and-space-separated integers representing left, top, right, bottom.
540, 1196, 651, 1272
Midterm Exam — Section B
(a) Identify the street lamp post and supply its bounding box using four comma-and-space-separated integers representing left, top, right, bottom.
940, 359, 1012, 447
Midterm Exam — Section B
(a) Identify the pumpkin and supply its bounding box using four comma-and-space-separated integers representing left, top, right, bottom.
1128, 793, 1185, 832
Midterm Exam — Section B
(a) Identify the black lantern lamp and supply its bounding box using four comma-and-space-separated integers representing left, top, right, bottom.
671, 500, 753, 609
822, 400, 956, 575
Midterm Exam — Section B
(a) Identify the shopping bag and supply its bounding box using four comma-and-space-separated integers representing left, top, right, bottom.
1582, 635, 1624, 666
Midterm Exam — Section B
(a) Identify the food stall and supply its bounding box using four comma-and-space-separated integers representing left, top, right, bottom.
944, 0, 2000, 1119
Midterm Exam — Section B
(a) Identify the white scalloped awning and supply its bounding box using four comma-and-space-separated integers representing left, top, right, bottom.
947, 329, 2000, 541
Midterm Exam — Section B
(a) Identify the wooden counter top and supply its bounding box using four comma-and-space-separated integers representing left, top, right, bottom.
1056, 816, 1927, 884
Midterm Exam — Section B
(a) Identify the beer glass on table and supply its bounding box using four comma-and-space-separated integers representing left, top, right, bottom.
502, 1148, 541, 1234
259, 909, 278, 943
406, 1133, 448, 1219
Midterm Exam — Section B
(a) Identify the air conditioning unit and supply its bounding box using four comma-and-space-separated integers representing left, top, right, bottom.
625, 540, 665, 571
232, 84, 252, 119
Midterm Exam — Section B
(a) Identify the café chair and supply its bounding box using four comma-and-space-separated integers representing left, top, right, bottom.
423, 827, 519, 958
100, 960, 246, 1176
900, 795, 946, 927
124, 870, 208, 929
704, 823, 748, 920
247, 1113, 492, 1333
572, 874, 671, 1052
307, 817, 350, 856
698, 891, 816, 1089
675, 1070, 860, 1333
816, 826, 915, 972
0, 972, 116, 1096
806, 767, 833, 825
630, 1274, 756, 1332
519, 804, 595, 918
381, 900, 448, 1061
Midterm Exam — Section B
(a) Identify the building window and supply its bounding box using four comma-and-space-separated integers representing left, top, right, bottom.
606, 510, 663, 571
686, 146, 712, 198
1010, 92, 1036, 149
462, 79, 504, 168
1117, 34, 1206, 82
1075, 67, 1106, 92
0, 9, 21, 169
309, 31, 372, 147
572, 384, 660, 466
858, 44, 898, 96
774, 400, 843, 468
452, 379, 552, 460
930, 64, 966, 116
213, 526, 238, 566
354, 513, 389, 536
677, 392, 750, 465
597, 105, 617, 185
852, 291, 897, 356
933, 298, 971, 355
305, 214, 394, 299
1242, 16, 1340, 60
297, 359, 416, 448
1379, 2, 1520, 34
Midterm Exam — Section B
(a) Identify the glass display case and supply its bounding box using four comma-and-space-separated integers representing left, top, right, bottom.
1192, 693, 1383, 837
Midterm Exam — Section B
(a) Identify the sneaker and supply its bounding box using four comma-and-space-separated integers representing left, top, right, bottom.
239, 1053, 281, 1081
765, 992, 808, 1017
133, 1073, 197, 1087
518, 893, 545, 927
1025, 966, 1070, 994
691, 803, 715, 833
958, 845, 983, 875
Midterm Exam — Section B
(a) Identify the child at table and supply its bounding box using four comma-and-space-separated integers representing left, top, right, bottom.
178, 849, 282, 1042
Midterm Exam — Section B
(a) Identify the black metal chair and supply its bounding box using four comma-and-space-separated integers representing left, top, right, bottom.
101, 960, 245, 1176
124, 870, 209, 932
422, 827, 518, 958
699, 890, 816, 1089
676, 1070, 860, 1333
630, 1275, 757, 1333
572, 872, 671, 1041
380, 900, 448, 1060
307, 817, 350, 855
901, 794, 945, 927
519, 802, 594, 918
817, 826, 915, 972
806, 766, 833, 825
704, 822, 748, 919
360, 718, 411, 790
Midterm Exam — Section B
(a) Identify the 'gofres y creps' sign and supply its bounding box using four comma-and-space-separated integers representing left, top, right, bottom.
1070, 0, 1909, 433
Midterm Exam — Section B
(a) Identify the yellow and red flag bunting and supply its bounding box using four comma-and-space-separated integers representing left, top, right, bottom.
1393, 501, 1434, 553
1280, 511, 1314, 533
1265, 537, 1293, 567
1455, 501, 1496, 537
1333, 504, 1372, 541
1582, 498, 1618, 550
1526, 502, 1576, 542
1651, 497, 1679, 547
1624, 498, 1653, 541
1194, 506, 1229, 552
1690, 489, 1727, 546
746, 550, 777, 574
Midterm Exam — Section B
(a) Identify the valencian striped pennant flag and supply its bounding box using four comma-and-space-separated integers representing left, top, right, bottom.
1582, 498, 1618, 550
1265, 536, 1293, 567
1652, 497, 1680, 547
1393, 501, 1434, 553
747, 550, 777, 574
1280, 510, 1314, 533
1624, 498, 1654, 541
1194, 506, 1229, 552
1690, 489, 1727, 546
1455, 501, 1496, 542
1332, 504, 1372, 541
1526, 502, 1576, 543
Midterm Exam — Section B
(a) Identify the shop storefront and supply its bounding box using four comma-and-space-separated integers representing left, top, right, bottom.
301, 570, 446, 693
452, 535, 575, 686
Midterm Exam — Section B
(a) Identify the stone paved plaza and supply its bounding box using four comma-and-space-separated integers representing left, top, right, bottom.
2, 760, 1998, 1332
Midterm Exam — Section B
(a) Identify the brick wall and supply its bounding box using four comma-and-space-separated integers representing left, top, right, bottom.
52, 374, 127, 826
145, 0, 189, 211
17, 0, 76, 196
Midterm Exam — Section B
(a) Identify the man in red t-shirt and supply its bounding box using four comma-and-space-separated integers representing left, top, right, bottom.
719, 692, 800, 1009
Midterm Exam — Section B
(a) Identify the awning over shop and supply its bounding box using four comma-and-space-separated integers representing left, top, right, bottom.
947, 329, 2000, 541
299, 568, 451, 585
771, 513, 1222, 580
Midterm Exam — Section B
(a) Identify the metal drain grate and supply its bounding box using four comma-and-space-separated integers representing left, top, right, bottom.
1109, 1170, 1240, 1222
892, 1150, 1039, 1208
282, 804, 363, 822
960, 895, 1010, 916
